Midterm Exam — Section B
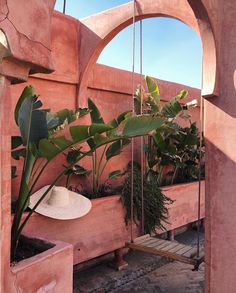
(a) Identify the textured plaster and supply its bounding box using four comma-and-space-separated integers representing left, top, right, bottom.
1, 1, 236, 293
0, 0, 56, 75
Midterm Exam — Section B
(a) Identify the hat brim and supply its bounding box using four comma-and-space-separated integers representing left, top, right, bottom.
29, 186, 92, 220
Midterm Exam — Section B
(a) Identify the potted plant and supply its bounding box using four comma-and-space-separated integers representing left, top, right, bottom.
121, 76, 205, 236
20, 78, 204, 268
11, 85, 166, 271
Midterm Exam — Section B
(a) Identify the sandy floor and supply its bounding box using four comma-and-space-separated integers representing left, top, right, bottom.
73, 229, 204, 293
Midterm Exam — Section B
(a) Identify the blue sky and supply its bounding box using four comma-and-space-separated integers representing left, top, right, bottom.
55, 0, 202, 89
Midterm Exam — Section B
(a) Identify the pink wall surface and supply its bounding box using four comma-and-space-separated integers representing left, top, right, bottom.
10, 240, 73, 293
2, 1, 236, 292
77, 1, 236, 292
10, 11, 202, 198
22, 181, 204, 265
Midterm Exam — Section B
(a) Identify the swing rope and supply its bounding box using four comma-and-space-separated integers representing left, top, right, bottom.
139, 19, 145, 236
130, 0, 137, 243
63, 0, 66, 14
129, 0, 203, 265
196, 92, 204, 258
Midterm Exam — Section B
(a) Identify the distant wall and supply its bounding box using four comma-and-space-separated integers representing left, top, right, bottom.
10, 12, 201, 198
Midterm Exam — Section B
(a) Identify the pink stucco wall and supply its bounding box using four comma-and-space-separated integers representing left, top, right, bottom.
10, 240, 73, 293
10, 12, 202, 199
1, 1, 236, 293
77, 2, 236, 292
22, 181, 205, 266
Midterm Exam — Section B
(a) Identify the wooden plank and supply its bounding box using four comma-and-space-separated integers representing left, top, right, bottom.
176, 245, 194, 256
183, 247, 198, 258
139, 237, 162, 247
126, 242, 196, 265
161, 242, 181, 252
126, 240, 205, 267
149, 240, 171, 250
146, 239, 167, 248
167, 243, 187, 253
134, 234, 151, 244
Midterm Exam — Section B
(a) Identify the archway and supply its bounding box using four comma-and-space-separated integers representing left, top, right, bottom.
77, 1, 218, 292
78, 0, 217, 108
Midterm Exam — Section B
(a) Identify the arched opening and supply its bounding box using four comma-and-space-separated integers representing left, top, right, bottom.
78, 0, 217, 107
76, 1, 218, 291
97, 18, 202, 88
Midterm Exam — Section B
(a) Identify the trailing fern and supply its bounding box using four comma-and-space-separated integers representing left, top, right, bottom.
121, 162, 174, 234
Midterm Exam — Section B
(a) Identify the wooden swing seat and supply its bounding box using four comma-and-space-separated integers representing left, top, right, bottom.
126, 234, 204, 269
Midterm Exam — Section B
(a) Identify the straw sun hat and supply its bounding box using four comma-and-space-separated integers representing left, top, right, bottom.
29, 186, 92, 220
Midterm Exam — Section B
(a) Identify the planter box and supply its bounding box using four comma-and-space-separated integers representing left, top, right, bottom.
10, 237, 73, 293
22, 181, 205, 266
159, 180, 205, 232
22, 196, 137, 265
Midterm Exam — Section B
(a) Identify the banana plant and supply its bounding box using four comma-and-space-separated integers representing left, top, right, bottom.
11, 86, 91, 258
65, 98, 134, 196
88, 99, 132, 195
11, 86, 166, 260
134, 76, 202, 186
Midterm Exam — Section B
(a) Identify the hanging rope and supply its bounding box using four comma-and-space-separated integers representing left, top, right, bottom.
196, 95, 203, 258
63, 0, 67, 14
139, 19, 145, 236
130, 0, 136, 243
127, 2, 204, 268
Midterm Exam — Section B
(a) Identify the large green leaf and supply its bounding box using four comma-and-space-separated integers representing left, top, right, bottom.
184, 133, 199, 146
93, 134, 108, 146
55, 109, 76, 124
106, 140, 122, 160
89, 124, 113, 136
88, 98, 104, 124
146, 76, 160, 98
39, 136, 72, 160
70, 125, 90, 143
161, 90, 188, 118
117, 111, 132, 124
146, 76, 160, 112
76, 108, 90, 117
70, 124, 113, 144
67, 150, 83, 164
18, 96, 48, 146
122, 115, 165, 137
153, 132, 165, 151
14, 86, 35, 126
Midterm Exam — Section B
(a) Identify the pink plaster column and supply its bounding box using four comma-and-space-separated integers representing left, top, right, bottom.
203, 2, 236, 292
0, 76, 12, 293
0, 1, 56, 291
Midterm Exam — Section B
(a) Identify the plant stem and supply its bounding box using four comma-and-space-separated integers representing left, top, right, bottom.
97, 145, 108, 192
66, 174, 71, 188
92, 153, 96, 194
157, 166, 163, 186
29, 158, 45, 186
12, 148, 92, 256
171, 166, 178, 185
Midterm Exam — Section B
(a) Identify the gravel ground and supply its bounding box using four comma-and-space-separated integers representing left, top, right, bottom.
73, 229, 204, 293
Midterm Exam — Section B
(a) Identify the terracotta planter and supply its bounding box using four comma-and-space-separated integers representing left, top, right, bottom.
10, 236, 73, 293
159, 180, 205, 232
22, 196, 136, 265
22, 181, 205, 266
